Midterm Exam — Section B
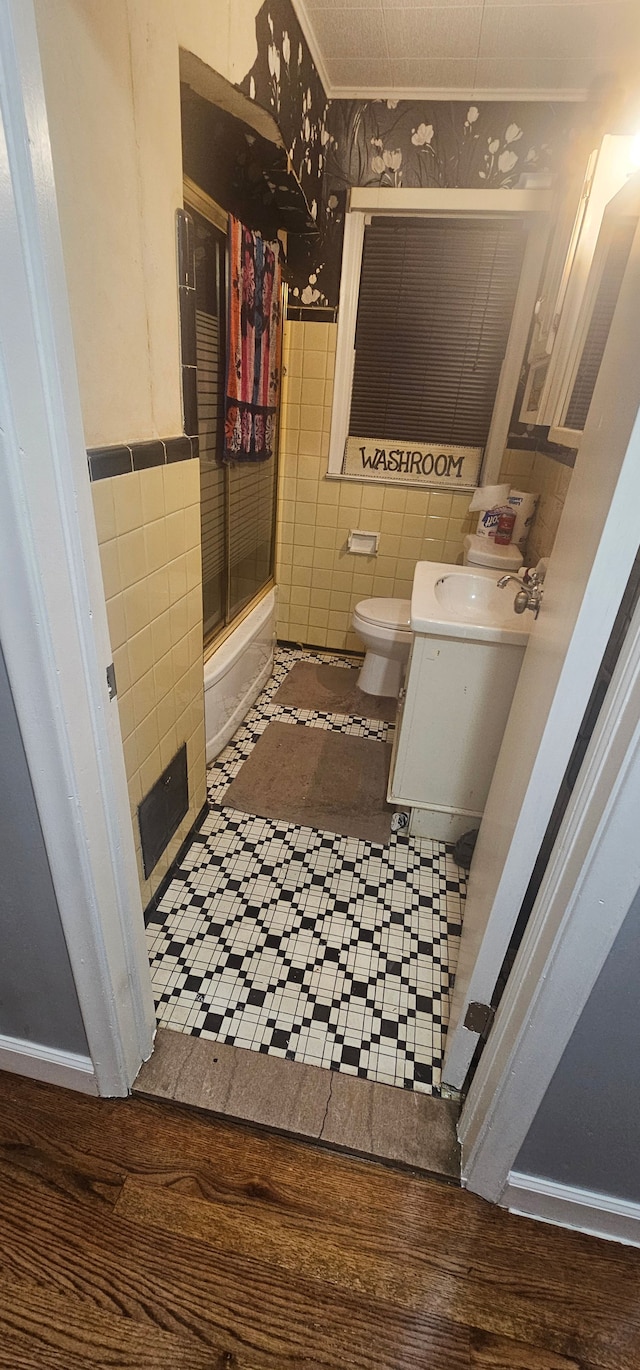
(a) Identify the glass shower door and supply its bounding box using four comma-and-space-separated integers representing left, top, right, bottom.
191, 202, 278, 649
193, 209, 227, 644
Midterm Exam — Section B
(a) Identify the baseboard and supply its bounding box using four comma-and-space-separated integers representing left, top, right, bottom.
0, 1034, 98, 1095
505, 1170, 640, 1248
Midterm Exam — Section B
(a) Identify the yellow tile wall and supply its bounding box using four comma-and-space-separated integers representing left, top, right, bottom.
91, 460, 206, 908
499, 447, 574, 566
276, 321, 477, 652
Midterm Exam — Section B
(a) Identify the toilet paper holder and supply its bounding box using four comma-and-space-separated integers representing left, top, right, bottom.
348, 529, 379, 556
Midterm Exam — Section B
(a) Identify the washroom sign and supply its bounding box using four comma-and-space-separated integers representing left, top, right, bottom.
344, 437, 483, 488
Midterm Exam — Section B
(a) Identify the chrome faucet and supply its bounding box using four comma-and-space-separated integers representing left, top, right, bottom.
497, 568, 544, 618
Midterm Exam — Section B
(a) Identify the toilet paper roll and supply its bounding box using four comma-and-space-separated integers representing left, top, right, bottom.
508, 490, 538, 547
468, 483, 510, 514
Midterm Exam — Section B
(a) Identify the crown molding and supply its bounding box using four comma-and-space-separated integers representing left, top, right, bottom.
327, 85, 588, 103
290, 0, 333, 101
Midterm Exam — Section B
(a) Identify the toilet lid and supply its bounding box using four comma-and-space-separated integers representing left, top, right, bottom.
355, 597, 411, 629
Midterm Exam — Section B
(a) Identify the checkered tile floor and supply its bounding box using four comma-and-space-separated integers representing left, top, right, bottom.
147, 646, 466, 1094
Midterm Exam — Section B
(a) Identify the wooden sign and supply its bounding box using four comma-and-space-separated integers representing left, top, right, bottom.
343, 436, 483, 488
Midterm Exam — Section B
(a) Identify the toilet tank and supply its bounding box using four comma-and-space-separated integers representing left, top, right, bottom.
463, 533, 523, 571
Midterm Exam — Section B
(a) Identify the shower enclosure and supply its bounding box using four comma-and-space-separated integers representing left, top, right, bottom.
187, 191, 279, 651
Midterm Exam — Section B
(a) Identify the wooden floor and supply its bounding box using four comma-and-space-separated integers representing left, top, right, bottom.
0, 1072, 639, 1368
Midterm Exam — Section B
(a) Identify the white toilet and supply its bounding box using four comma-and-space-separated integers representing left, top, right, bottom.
462, 533, 523, 573
352, 597, 412, 697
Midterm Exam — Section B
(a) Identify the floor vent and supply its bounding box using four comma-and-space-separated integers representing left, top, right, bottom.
138, 744, 188, 879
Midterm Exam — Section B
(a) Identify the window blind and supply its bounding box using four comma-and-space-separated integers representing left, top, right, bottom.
228, 459, 276, 618
196, 309, 221, 459
565, 216, 637, 433
348, 216, 527, 449
196, 308, 226, 639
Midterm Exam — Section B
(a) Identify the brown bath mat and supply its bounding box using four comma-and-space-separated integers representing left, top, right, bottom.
272, 661, 397, 723
223, 721, 394, 844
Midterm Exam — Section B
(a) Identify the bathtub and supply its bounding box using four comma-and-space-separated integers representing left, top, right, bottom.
204, 587, 276, 763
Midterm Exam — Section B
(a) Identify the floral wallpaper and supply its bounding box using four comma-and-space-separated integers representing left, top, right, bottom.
240, 0, 337, 308
326, 99, 567, 193
240, 3, 584, 309
321, 99, 582, 307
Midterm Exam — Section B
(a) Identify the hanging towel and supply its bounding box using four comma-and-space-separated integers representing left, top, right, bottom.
223, 215, 282, 463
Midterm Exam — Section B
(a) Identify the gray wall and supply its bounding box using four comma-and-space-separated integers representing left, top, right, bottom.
516, 885, 640, 1202
0, 645, 88, 1053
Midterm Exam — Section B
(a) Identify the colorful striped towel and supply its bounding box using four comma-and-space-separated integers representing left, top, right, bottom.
223, 216, 282, 463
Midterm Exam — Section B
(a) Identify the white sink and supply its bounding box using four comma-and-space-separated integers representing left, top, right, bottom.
411, 561, 531, 645
434, 571, 511, 618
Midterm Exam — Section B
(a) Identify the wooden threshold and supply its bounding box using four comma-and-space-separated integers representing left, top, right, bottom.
134, 1027, 461, 1181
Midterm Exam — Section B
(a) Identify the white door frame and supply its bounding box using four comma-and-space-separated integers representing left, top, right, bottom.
0, 0, 155, 1094
460, 575, 640, 1209
443, 185, 640, 1090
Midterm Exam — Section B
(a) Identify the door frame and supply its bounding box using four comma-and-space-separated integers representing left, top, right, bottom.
4, 0, 640, 1222
0, 0, 155, 1094
460, 576, 640, 1211
443, 173, 640, 1091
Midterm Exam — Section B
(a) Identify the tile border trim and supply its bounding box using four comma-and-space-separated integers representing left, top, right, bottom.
88, 435, 199, 483
88, 211, 200, 484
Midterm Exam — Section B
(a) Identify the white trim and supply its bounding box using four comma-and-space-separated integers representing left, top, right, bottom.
459, 582, 640, 1203
0, 1035, 98, 1095
328, 191, 549, 485
504, 1172, 640, 1249
326, 472, 478, 492
549, 172, 640, 446
0, 1, 155, 1095
483, 211, 549, 482
289, 0, 333, 99
522, 137, 632, 428
327, 87, 588, 104
183, 175, 228, 233
349, 187, 553, 216
328, 210, 364, 476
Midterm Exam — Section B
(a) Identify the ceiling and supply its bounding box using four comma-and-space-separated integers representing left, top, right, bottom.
292, 0, 640, 102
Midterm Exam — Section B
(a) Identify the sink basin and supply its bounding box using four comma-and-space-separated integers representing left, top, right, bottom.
411, 562, 531, 645
434, 571, 510, 619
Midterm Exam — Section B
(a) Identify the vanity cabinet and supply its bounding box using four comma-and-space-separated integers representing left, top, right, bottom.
388, 630, 526, 842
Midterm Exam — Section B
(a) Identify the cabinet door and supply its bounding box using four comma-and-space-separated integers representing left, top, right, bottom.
549, 171, 640, 446
520, 135, 633, 428
389, 635, 524, 816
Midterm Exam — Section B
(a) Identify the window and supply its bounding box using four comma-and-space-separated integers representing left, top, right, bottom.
328, 189, 551, 487
349, 216, 526, 450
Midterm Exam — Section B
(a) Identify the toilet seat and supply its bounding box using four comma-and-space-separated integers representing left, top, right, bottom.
354, 597, 411, 632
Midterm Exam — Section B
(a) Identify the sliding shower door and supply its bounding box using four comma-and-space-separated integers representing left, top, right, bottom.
189, 198, 279, 650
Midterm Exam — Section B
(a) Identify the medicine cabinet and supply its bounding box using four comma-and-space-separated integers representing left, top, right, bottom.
520, 135, 635, 437
549, 171, 640, 446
